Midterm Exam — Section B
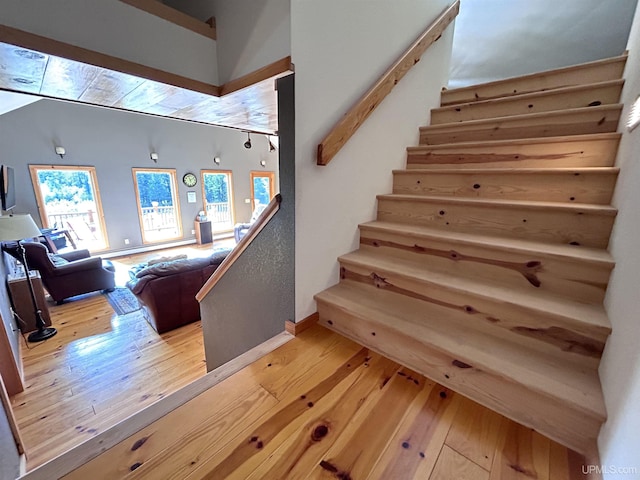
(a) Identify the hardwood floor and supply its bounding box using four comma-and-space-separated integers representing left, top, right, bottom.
10, 243, 235, 470
65, 325, 591, 480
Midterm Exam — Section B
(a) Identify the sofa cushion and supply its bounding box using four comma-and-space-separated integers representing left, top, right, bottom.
135, 256, 211, 279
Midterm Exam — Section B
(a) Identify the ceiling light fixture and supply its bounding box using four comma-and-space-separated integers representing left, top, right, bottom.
213, 156, 221, 165
260, 160, 266, 167
244, 132, 252, 149
54, 146, 66, 159
150, 152, 159, 163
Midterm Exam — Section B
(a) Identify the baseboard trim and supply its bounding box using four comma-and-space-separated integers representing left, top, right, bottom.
101, 239, 197, 259
18, 331, 293, 480
285, 312, 319, 336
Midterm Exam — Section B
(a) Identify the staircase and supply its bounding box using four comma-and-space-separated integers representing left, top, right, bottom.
314, 53, 628, 456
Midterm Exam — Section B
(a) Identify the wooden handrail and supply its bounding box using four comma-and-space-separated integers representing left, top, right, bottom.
316, 0, 460, 166
196, 194, 282, 302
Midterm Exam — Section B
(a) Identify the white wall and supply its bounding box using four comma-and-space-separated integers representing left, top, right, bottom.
449, 0, 637, 88
163, 0, 291, 83
291, 0, 455, 320
598, 3, 640, 477
0, 0, 218, 84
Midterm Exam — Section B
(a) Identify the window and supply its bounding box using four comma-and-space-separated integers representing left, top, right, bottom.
132, 168, 182, 243
29, 165, 109, 251
201, 170, 234, 232
250, 171, 275, 210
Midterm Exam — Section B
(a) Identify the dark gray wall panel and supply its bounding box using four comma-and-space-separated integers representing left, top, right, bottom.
201, 74, 294, 369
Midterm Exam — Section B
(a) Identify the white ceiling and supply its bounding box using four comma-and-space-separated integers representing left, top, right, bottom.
0, 90, 40, 116
449, 0, 638, 88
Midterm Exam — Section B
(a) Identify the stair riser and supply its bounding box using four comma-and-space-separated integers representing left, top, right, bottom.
393, 171, 617, 204
407, 135, 620, 169
357, 228, 612, 305
316, 302, 601, 455
433, 82, 623, 124
377, 197, 615, 248
419, 106, 622, 145
441, 56, 627, 106
338, 260, 607, 362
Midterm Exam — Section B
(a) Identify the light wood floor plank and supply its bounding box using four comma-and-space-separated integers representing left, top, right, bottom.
445, 395, 506, 470
490, 419, 551, 480
302, 367, 429, 480
242, 354, 401, 480
430, 445, 490, 480
16, 321, 596, 479
367, 383, 461, 479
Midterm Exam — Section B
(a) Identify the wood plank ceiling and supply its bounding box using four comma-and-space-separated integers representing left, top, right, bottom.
0, 41, 280, 134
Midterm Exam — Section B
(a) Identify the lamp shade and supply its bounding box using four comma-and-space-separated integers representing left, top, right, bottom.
0, 214, 41, 242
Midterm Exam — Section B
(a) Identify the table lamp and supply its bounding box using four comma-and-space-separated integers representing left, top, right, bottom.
0, 214, 57, 342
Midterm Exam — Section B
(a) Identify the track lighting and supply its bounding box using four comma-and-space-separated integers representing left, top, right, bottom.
244, 132, 252, 149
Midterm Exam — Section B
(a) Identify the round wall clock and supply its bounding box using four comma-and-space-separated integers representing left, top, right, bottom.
182, 173, 197, 187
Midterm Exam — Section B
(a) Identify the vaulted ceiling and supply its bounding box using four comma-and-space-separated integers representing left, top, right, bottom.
449, 0, 638, 88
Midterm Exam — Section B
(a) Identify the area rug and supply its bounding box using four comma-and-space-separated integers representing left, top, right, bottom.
105, 287, 141, 315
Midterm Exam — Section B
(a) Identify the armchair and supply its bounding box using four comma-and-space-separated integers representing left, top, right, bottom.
20, 242, 116, 303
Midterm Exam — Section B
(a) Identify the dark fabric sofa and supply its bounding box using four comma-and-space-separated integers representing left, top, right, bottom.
126, 250, 230, 334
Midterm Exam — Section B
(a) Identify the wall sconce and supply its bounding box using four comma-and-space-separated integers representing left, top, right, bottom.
55, 146, 66, 159
260, 160, 267, 168
213, 156, 221, 165
244, 132, 252, 149
150, 152, 159, 163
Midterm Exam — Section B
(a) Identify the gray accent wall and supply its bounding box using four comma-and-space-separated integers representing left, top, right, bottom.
0, 99, 279, 253
200, 74, 294, 370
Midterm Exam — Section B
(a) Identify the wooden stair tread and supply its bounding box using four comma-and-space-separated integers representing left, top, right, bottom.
359, 220, 614, 265
315, 280, 606, 420
393, 166, 619, 175
420, 104, 623, 132
436, 78, 624, 113
406, 132, 622, 152
441, 53, 628, 104
377, 193, 618, 216
338, 248, 610, 331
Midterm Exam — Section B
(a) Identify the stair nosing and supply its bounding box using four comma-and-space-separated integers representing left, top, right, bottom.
435, 79, 625, 113
338, 249, 610, 332
376, 194, 618, 215
441, 53, 628, 97
419, 104, 623, 132
406, 132, 622, 152
358, 220, 614, 266
315, 281, 606, 420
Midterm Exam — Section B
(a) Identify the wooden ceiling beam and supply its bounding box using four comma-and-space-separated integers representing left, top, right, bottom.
119, 0, 217, 40
0, 24, 221, 97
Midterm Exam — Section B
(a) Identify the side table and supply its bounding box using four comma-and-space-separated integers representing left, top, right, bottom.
194, 220, 213, 245
7, 270, 52, 333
